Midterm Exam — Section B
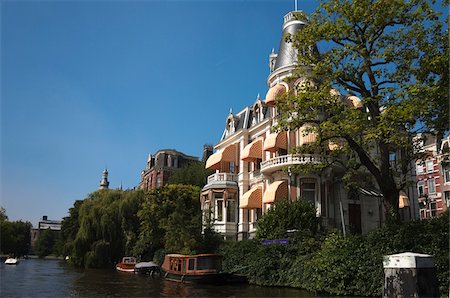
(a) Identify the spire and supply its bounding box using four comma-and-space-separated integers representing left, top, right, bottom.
273, 11, 307, 71
99, 168, 110, 190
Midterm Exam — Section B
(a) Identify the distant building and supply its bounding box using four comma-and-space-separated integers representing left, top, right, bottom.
30, 215, 62, 251
99, 168, 110, 190
139, 149, 198, 191
415, 134, 450, 219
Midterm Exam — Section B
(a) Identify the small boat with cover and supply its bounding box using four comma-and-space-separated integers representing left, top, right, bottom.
134, 261, 160, 277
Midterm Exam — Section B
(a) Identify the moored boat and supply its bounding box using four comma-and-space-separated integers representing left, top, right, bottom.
161, 253, 244, 284
5, 257, 19, 265
134, 261, 160, 276
116, 257, 137, 273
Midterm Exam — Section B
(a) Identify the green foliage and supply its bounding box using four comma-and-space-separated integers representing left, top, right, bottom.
64, 189, 146, 268
256, 199, 319, 240
276, 0, 448, 222
221, 211, 448, 296
135, 184, 203, 257
167, 161, 213, 187
0, 209, 32, 256
35, 228, 58, 258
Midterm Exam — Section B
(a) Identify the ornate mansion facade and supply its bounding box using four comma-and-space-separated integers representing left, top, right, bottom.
201, 10, 413, 240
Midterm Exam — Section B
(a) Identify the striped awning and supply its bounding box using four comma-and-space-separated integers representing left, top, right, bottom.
263, 131, 287, 152
265, 84, 286, 106
399, 191, 410, 209
241, 139, 263, 161
240, 186, 263, 209
263, 180, 288, 204
205, 143, 237, 170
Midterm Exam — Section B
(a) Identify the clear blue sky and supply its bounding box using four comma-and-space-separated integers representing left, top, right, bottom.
1, 0, 319, 226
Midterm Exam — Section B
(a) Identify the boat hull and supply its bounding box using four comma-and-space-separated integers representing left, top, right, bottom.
4, 258, 18, 265
162, 270, 226, 284
116, 266, 135, 273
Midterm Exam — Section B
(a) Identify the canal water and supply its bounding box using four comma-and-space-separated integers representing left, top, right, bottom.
1, 259, 318, 297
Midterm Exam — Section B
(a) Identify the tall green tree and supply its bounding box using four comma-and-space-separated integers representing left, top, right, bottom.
0, 208, 32, 256
135, 184, 203, 258
35, 228, 58, 257
277, 0, 448, 222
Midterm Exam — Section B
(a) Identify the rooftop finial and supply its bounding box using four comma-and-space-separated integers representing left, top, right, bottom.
295, 0, 298, 11
229, 108, 232, 114
257, 93, 260, 100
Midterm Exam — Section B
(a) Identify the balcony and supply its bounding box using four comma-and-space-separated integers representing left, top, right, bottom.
261, 154, 324, 174
207, 172, 237, 184
203, 172, 238, 190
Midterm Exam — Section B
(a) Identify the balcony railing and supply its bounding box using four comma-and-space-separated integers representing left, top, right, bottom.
207, 172, 238, 184
261, 154, 323, 174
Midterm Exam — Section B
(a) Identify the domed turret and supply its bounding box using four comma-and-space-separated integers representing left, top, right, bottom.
99, 168, 110, 190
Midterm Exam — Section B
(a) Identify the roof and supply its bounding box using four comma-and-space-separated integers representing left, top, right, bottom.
273, 11, 307, 72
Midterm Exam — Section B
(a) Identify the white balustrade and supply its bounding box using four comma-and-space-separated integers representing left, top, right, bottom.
261, 154, 323, 173
207, 172, 238, 184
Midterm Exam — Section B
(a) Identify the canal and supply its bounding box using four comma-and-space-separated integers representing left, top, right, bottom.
1, 259, 319, 297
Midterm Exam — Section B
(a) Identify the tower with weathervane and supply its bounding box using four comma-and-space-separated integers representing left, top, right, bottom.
99, 168, 110, 190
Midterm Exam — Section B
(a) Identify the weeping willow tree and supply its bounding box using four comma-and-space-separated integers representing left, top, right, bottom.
62, 189, 145, 268
277, 0, 448, 223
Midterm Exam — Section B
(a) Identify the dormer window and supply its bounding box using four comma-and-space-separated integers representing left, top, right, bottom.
226, 114, 236, 136
252, 101, 263, 126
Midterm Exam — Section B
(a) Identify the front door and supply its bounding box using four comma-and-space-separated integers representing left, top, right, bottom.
348, 203, 361, 234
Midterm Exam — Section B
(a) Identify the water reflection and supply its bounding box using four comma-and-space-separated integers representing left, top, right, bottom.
2, 259, 318, 297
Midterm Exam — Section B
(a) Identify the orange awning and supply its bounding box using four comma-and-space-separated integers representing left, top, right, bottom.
241, 139, 263, 161
265, 84, 286, 106
263, 131, 287, 152
263, 180, 288, 204
240, 186, 263, 209
205, 144, 237, 170
399, 191, 410, 209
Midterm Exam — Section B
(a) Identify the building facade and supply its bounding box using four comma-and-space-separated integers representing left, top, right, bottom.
415, 134, 450, 219
201, 10, 409, 240
30, 215, 62, 251
139, 149, 199, 191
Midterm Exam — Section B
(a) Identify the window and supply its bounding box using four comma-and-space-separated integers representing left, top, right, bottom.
417, 181, 425, 197
256, 208, 262, 221
389, 152, 396, 166
445, 191, 450, 206
226, 200, 236, 222
426, 160, 434, 173
216, 197, 223, 221
427, 179, 436, 194
156, 175, 162, 188
430, 202, 437, 218
301, 181, 316, 205
444, 166, 450, 183
416, 163, 424, 175
230, 162, 235, 174
254, 159, 262, 171
188, 259, 195, 270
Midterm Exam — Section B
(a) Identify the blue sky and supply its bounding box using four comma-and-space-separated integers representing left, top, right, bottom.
1, 0, 319, 226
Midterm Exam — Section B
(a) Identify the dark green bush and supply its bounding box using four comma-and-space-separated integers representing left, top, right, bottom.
221, 209, 449, 297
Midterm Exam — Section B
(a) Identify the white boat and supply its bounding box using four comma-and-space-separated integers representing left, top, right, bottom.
5, 257, 19, 265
